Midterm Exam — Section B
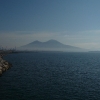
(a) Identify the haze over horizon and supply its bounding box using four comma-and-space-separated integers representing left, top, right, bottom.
0, 0, 100, 50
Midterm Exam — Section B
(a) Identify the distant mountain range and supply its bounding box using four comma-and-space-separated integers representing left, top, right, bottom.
18, 39, 86, 52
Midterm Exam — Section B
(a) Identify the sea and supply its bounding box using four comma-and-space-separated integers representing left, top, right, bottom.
0, 52, 100, 100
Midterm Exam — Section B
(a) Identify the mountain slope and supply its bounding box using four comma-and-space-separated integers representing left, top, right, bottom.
19, 39, 86, 52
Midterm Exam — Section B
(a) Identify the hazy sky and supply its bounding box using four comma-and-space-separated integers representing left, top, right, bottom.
0, 0, 100, 50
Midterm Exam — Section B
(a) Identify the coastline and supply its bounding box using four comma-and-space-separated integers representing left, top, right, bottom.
0, 52, 12, 76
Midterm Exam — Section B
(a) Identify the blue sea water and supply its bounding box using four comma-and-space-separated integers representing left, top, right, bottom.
1, 52, 100, 100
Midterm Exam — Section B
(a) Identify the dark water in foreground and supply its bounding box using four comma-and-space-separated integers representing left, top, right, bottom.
1, 52, 100, 100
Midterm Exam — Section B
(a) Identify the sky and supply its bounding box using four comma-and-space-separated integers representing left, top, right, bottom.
0, 0, 100, 50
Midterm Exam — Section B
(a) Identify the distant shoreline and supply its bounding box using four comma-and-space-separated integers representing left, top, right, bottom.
88, 51, 100, 53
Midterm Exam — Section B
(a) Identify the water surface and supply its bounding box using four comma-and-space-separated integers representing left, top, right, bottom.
0, 52, 100, 100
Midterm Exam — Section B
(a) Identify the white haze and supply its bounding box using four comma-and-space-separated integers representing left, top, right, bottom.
0, 30, 100, 51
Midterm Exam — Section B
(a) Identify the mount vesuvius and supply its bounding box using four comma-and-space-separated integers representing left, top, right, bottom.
18, 39, 86, 52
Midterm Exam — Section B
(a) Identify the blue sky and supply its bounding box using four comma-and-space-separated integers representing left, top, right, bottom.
0, 0, 100, 50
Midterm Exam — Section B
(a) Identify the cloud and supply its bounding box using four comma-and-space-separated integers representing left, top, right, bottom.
0, 31, 60, 48
0, 30, 100, 50
54, 30, 100, 50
